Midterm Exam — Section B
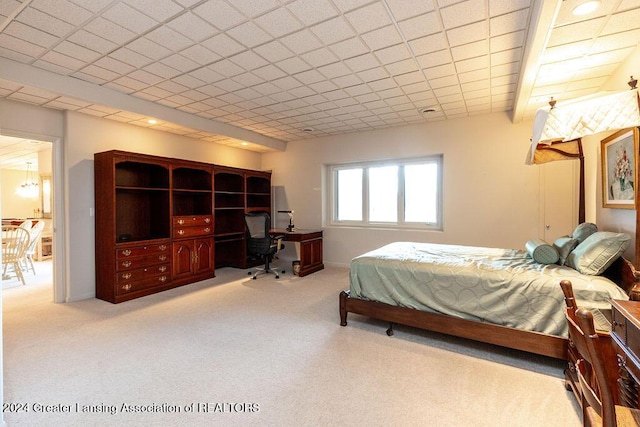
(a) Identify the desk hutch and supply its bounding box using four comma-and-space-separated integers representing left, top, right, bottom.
94, 150, 272, 303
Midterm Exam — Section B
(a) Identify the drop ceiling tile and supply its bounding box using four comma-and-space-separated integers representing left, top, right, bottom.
127, 69, 165, 86
54, 40, 101, 63
252, 64, 287, 81
374, 44, 412, 65
429, 74, 459, 89
113, 76, 148, 92
155, 79, 188, 94
16, 6, 74, 37
146, 26, 193, 52
79, 64, 120, 81
345, 53, 380, 72
253, 40, 295, 63
288, 85, 316, 98
229, 50, 268, 71
489, 8, 528, 37
253, 82, 282, 95
489, 30, 525, 52
255, 7, 303, 38
408, 33, 448, 56
345, 2, 392, 34
214, 78, 244, 92
138, 86, 174, 99
423, 63, 456, 80
272, 76, 304, 90
455, 55, 490, 73
300, 47, 339, 68
167, 11, 218, 42
491, 61, 519, 77
394, 70, 425, 86
172, 74, 206, 89
461, 79, 489, 92
464, 88, 490, 101
440, 0, 485, 28
333, 73, 364, 88
67, 0, 112, 13
547, 17, 606, 47
122, 0, 184, 22
331, 0, 376, 13
309, 16, 356, 45
32, 0, 93, 25
317, 61, 352, 79
491, 47, 521, 65
397, 12, 441, 41
361, 25, 403, 51
276, 56, 312, 75
84, 17, 136, 45
143, 62, 181, 79
40, 50, 85, 71
488, 0, 532, 17
4, 21, 58, 48
358, 66, 390, 82
230, 0, 280, 18
602, 7, 640, 35
0, 33, 46, 58
280, 29, 323, 54
491, 73, 517, 86
367, 77, 396, 91
385, 0, 435, 21
102, 2, 158, 34
329, 37, 369, 59
451, 40, 488, 61
201, 33, 245, 58
111, 48, 153, 68
123, 38, 170, 61
208, 58, 246, 77
231, 72, 264, 87
103, 81, 137, 94
175, 44, 218, 66
295, 69, 326, 85
584, 46, 634, 68
193, 0, 246, 31
385, 58, 419, 76
227, 21, 273, 48
446, 21, 486, 47
416, 49, 453, 68
590, 29, 640, 54
288, 0, 339, 25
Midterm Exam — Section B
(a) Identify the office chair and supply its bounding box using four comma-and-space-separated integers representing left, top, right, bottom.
244, 211, 285, 279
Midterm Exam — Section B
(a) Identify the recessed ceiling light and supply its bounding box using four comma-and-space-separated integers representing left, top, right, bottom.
572, 1, 600, 16
241, 142, 248, 146
419, 108, 437, 114
302, 127, 314, 133
148, 119, 157, 125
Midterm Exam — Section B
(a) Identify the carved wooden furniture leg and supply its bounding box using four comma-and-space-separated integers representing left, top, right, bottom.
339, 290, 348, 326
386, 322, 395, 336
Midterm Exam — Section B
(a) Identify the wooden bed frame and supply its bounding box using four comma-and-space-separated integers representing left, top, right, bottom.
339, 256, 640, 360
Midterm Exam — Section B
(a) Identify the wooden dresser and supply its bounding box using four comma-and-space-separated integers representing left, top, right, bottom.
610, 299, 640, 407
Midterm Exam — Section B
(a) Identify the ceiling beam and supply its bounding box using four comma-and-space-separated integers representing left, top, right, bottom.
511, 0, 562, 124
0, 57, 287, 152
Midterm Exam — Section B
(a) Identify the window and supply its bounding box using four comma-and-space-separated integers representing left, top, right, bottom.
329, 156, 442, 229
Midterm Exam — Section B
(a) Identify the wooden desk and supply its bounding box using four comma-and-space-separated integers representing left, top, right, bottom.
610, 299, 640, 407
272, 229, 324, 277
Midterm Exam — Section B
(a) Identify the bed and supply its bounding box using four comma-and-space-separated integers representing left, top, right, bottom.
339, 236, 640, 360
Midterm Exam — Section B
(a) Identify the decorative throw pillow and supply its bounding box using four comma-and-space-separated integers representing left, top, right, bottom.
525, 238, 560, 264
566, 231, 631, 275
571, 222, 598, 244
553, 236, 579, 265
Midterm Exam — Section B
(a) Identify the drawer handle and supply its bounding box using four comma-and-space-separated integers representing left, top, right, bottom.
159, 275, 167, 282
121, 249, 132, 257
204, 227, 211, 233
178, 219, 185, 225
159, 266, 167, 272
122, 284, 132, 291
121, 273, 132, 280
178, 229, 185, 235
205, 217, 211, 223
121, 261, 132, 268
159, 255, 167, 261
159, 245, 167, 251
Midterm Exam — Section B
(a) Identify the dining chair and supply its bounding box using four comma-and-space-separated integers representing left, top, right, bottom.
22, 221, 45, 275
2, 225, 31, 286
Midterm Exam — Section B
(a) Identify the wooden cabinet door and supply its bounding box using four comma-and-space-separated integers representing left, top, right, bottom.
194, 238, 214, 274
172, 240, 194, 278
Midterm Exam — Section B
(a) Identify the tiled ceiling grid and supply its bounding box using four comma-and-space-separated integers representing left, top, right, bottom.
0, 0, 534, 150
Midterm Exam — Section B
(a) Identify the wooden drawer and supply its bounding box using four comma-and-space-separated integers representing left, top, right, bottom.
173, 215, 213, 227
174, 225, 213, 238
116, 243, 170, 259
116, 253, 170, 271
115, 273, 171, 295
116, 263, 170, 283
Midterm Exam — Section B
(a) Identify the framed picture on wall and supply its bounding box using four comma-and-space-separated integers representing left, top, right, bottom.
601, 127, 639, 209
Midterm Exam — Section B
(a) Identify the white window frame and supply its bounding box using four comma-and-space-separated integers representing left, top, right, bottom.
327, 155, 443, 230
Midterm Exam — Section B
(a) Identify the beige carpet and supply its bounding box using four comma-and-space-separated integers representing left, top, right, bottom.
2, 265, 581, 427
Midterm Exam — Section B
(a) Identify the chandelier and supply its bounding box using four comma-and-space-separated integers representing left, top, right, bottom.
15, 162, 39, 198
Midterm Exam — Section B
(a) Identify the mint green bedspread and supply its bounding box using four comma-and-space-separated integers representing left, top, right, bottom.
349, 242, 630, 337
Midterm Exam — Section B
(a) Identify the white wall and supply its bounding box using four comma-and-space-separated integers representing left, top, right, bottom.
262, 111, 547, 266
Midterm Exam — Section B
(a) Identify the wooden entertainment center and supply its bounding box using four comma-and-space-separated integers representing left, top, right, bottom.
94, 150, 273, 303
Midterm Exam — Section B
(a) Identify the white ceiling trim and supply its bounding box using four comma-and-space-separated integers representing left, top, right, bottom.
0, 57, 286, 152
